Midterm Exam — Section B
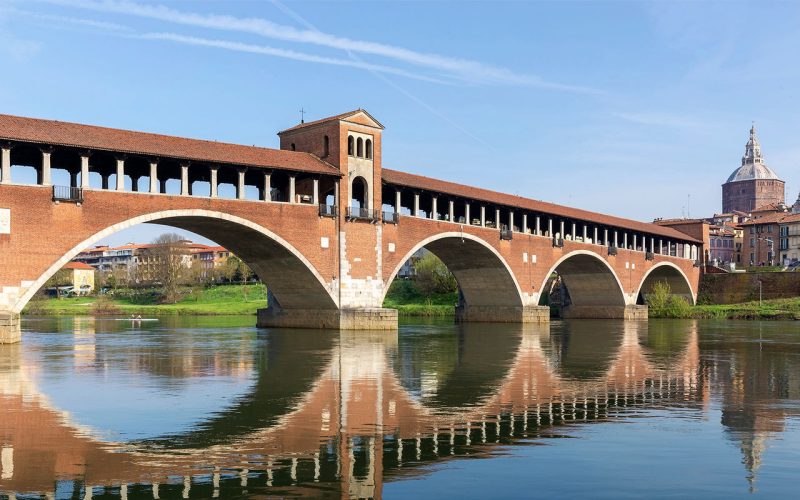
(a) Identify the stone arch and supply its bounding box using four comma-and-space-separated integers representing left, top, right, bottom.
635, 262, 695, 305
351, 175, 369, 209
538, 250, 627, 318
383, 232, 525, 313
12, 209, 337, 314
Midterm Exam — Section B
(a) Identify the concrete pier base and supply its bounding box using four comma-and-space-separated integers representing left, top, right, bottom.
561, 305, 648, 320
0, 312, 21, 344
257, 307, 398, 330
455, 305, 550, 323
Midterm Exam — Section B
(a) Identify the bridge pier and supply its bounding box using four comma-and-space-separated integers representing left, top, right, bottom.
257, 307, 398, 330
454, 305, 550, 323
560, 305, 648, 320
0, 312, 20, 344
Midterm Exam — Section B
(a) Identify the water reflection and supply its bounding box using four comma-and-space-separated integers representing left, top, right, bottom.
0, 318, 798, 498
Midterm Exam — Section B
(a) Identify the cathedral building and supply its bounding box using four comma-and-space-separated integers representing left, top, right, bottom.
722, 126, 784, 214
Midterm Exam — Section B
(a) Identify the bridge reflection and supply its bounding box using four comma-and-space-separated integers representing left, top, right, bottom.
0, 320, 798, 498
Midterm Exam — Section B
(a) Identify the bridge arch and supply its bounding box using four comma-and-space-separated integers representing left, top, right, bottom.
13, 209, 337, 314
538, 250, 627, 315
635, 262, 695, 305
382, 232, 524, 310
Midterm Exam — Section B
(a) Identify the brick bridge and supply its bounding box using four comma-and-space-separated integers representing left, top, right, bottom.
0, 110, 701, 342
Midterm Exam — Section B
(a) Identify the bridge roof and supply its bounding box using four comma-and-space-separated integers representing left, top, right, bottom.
0, 114, 341, 176
382, 169, 701, 243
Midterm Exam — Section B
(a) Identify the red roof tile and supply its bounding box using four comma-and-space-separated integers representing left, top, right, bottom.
64, 261, 95, 270
0, 114, 341, 176
382, 168, 701, 243
278, 109, 384, 134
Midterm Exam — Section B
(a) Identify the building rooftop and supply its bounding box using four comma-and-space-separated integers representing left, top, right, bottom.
63, 261, 95, 270
277, 109, 385, 134
725, 125, 782, 183
0, 113, 341, 176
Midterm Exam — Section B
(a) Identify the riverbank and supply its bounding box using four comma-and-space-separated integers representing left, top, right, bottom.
24, 284, 267, 316
680, 297, 800, 320
382, 281, 457, 317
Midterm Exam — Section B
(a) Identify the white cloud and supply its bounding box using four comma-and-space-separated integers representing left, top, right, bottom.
45, 0, 599, 93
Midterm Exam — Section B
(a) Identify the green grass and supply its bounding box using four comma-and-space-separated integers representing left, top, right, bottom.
688, 297, 800, 320
382, 280, 457, 317
24, 283, 267, 316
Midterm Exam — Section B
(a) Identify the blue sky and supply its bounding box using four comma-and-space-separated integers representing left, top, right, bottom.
1, 0, 799, 246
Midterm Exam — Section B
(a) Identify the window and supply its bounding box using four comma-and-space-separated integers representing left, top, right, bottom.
348, 136, 354, 156
768, 225, 772, 233
290, 143, 296, 151
750, 238, 755, 248
365, 138, 373, 159
356, 137, 364, 157
323, 135, 329, 157
750, 227, 754, 234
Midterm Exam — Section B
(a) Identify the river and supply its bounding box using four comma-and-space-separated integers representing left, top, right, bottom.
0, 317, 799, 498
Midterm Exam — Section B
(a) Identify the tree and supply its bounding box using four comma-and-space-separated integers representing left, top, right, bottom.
413, 253, 457, 295
225, 254, 255, 300
150, 233, 191, 303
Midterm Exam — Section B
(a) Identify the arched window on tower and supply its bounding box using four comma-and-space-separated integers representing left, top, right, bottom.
365, 139, 372, 159
348, 136, 354, 156
323, 135, 329, 157
351, 176, 368, 210
356, 138, 364, 158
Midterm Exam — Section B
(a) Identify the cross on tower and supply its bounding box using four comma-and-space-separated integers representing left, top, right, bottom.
300, 108, 306, 124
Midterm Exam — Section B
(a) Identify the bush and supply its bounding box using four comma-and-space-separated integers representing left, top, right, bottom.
646, 280, 692, 318
413, 253, 457, 295
91, 296, 122, 316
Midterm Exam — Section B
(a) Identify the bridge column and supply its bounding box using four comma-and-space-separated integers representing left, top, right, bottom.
633, 234, 638, 251
448, 199, 454, 222
261, 171, 270, 201
237, 168, 246, 200
509, 211, 514, 231
209, 166, 219, 198
394, 189, 401, 214
535, 216, 541, 235
583, 224, 588, 242
560, 220, 565, 239
431, 195, 438, 220
289, 174, 296, 203
465, 202, 471, 225
101, 173, 109, 190
414, 193, 420, 217
659, 239, 664, 254
522, 214, 528, 233
614, 231, 619, 248
480, 205, 485, 227
69, 171, 79, 188
0, 144, 10, 183
594, 227, 599, 245
571, 222, 576, 240
149, 161, 159, 194
40, 147, 52, 186
548, 218, 553, 237
131, 175, 141, 192
159, 177, 167, 194
312, 178, 319, 205
115, 156, 125, 191
495, 209, 501, 228
0, 312, 20, 344
80, 153, 90, 189
180, 163, 190, 196
623, 233, 628, 249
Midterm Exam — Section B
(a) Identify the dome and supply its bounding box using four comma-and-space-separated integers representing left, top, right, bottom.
726, 162, 780, 183
725, 125, 782, 183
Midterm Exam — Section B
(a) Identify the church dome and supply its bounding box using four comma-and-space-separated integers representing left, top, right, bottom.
725, 125, 781, 183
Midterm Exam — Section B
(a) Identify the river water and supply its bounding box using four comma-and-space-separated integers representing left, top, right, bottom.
0, 317, 798, 499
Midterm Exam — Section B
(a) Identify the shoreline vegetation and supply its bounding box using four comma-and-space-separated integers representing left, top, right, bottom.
23, 280, 800, 321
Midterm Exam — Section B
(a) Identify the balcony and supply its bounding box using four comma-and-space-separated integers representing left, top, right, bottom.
346, 207, 380, 222
382, 211, 400, 224
319, 204, 338, 218
53, 186, 83, 203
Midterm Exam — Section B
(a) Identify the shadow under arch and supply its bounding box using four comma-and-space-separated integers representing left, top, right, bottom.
538, 250, 626, 317
13, 209, 338, 313
383, 232, 524, 314
635, 262, 695, 305
391, 322, 524, 409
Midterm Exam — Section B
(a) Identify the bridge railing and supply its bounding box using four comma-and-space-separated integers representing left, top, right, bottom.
346, 207, 380, 221
52, 185, 83, 203
382, 211, 399, 224
319, 204, 338, 218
